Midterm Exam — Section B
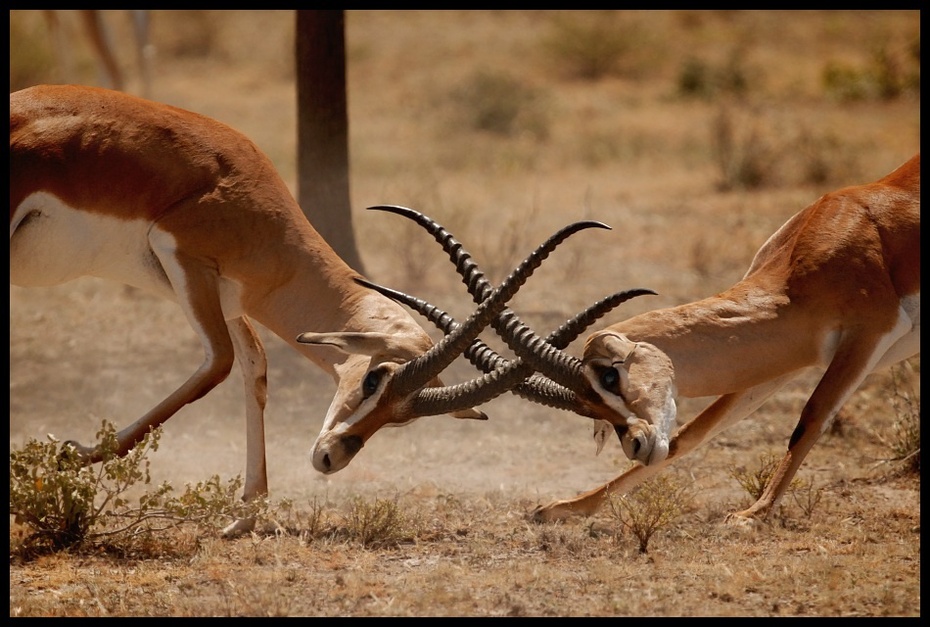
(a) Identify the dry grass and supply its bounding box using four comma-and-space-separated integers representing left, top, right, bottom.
9, 10, 920, 617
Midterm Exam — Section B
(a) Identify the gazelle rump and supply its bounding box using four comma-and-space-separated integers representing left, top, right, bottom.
389, 155, 920, 524
9, 84, 592, 535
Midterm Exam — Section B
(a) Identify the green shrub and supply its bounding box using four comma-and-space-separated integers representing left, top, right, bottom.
728, 451, 821, 519
822, 39, 921, 102
789, 477, 823, 520
881, 362, 921, 473
822, 62, 874, 102
728, 451, 782, 502
709, 103, 862, 190
710, 104, 776, 191
677, 51, 750, 101
339, 496, 413, 548
10, 420, 265, 558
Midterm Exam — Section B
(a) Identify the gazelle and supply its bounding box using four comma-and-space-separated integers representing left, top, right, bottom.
376, 154, 920, 524
9, 84, 598, 536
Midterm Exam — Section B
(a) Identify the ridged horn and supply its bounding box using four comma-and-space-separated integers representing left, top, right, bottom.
369, 205, 494, 304
390, 219, 611, 400
357, 277, 577, 410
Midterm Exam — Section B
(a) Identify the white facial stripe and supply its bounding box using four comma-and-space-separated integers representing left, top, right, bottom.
321, 382, 385, 435
586, 360, 637, 421
610, 360, 636, 417
604, 392, 636, 421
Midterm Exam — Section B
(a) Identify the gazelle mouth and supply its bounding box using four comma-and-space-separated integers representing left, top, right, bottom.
340, 434, 364, 456
315, 434, 365, 474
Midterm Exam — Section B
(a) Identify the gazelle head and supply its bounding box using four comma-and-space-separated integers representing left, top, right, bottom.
296, 330, 485, 474
580, 331, 677, 465
297, 219, 611, 474
439, 313, 677, 467
456, 300, 676, 467
438, 306, 676, 468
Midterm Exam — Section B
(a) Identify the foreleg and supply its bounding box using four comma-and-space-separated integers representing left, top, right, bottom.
532, 374, 794, 522
222, 316, 269, 538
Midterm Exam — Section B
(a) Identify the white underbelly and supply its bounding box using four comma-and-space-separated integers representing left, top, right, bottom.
10, 192, 173, 297
10, 191, 248, 321
875, 292, 920, 369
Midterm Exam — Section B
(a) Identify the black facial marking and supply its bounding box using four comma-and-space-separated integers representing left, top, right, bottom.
613, 423, 629, 441
341, 435, 364, 456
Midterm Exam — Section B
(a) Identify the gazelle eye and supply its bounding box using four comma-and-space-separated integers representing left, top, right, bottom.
362, 370, 382, 399
600, 367, 620, 393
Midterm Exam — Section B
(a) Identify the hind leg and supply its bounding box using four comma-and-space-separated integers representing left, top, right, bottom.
727, 336, 910, 524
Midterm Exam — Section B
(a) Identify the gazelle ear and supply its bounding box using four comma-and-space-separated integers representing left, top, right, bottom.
599, 333, 638, 364
593, 419, 612, 456
296, 331, 420, 360
451, 407, 488, 420
423, 376, 489, 421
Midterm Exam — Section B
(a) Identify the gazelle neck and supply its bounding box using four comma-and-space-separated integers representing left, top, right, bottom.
619, 284, 821, 398
244, 248, 434, 376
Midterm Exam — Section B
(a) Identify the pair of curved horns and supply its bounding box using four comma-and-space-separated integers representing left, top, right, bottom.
365, 205, 656, 415
363, 216, 611, 417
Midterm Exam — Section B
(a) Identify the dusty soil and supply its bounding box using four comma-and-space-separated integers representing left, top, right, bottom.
10, 10, 920, 617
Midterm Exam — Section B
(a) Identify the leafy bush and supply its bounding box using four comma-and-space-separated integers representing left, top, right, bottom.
10, 421, 265, 558
880, 362, 921, 473
822, 38, 921, 102
709, 104, 858, 191
710, 104, 776, 191
728, 451, 821, 520
677, 51, 750, 100
728, 451, 782, 502
339, 496, 413, 548
789, 477, 824, 520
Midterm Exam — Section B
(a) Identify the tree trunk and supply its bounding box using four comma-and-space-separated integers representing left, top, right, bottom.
295, 10, 366, 274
